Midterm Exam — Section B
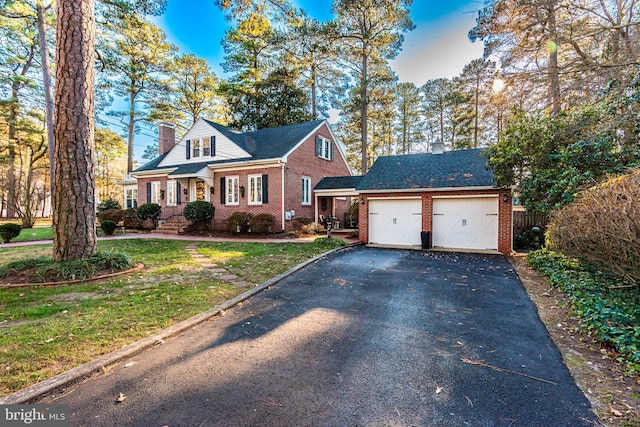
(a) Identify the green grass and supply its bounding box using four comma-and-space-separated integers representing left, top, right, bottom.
0, 238, 339, 396
7, 226, 53, 242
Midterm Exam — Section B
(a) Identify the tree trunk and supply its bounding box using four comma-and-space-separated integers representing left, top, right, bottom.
36, 1, 56, 200
360, 46, 368, 174
53, 0, 97, 262
310, 63, 317, 119
127, 92, 135, 173
547, 0, 561, 115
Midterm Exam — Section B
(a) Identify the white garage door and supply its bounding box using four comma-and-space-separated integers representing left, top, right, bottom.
369, 199, 422, 246
432, 198, 498, 250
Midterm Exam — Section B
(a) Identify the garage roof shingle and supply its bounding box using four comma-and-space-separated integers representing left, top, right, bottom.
356, 148, 495, 191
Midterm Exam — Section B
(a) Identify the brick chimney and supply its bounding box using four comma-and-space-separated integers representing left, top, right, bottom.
158, 122, 176, 155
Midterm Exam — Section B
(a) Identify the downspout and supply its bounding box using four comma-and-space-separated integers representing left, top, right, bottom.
281, 161, 286, 232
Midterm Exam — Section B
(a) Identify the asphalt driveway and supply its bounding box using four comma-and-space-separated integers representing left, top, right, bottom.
51, 247, 598, 426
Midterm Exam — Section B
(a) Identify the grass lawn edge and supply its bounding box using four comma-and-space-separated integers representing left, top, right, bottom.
0, 244, 356, 404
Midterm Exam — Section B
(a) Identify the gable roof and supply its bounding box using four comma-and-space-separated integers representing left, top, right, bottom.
133, 119, 329, 174
204, 119, 325, 161
356, 148, 495, 191
134, 152, 170, 173
315, 175, 364, 190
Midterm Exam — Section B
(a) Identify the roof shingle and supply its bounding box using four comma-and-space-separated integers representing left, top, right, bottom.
356, 149, 495, 191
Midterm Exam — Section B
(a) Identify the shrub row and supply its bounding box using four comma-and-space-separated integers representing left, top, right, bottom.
225, 212, 275, 234
527, 249, 640, 373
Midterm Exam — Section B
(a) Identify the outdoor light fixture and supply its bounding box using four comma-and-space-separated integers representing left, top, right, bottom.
183, 188, 188, 195
361, 197, 366, 205
503, 195, 510, 203
210, 186, 215, 194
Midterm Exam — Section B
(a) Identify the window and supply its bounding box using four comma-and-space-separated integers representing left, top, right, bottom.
202, 137, 211, 156
126, 188, 137, 209
316, 135, 333, 161
192, 139, 200, 158
226, 176, 239, 205
248, 175, 262, 205
167, 180, 177, 206
302, 177, 311, 205
150, 181, 161, 204
187, 136, 215, 159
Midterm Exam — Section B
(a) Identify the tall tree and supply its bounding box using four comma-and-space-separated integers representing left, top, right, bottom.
150, 53, 223, 128
95, 127, 127, 202
456, 59, 496, 148
422, 78, 453, 146
395, 82, 423, 154
332, 0, 414, 174
99, 14, 176, 173
53, 0, 97, 261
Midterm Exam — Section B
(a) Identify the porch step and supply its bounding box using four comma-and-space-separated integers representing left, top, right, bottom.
153, 216, 190, 235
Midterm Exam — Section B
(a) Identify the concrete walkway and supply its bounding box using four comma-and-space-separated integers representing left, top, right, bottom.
1, 232, 359, 248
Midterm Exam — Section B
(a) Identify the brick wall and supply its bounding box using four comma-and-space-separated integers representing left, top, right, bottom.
285, 124, 352, 231
213, 166, 284, 231
359, 189, 513, 255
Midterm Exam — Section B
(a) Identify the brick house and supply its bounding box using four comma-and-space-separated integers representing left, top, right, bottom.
354, 143, 513, 255
129, 119, 352, 232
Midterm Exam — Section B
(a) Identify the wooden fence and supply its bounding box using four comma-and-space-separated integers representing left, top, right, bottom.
513, 210, 549, 237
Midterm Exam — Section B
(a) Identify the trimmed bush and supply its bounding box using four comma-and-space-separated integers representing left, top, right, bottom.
0, 223, 22, 243
100, 220, 117, 236
299, 222, 325, 236
183, 201, 215, 223
293, 216, 312, 231
98, 208, 124, 223
547, 169, 640, 283
123, 208, 141, 229
97, 198, 122, 215
135, 203, 161, 221
226, 212, 253, 233
251, 213, 275, 234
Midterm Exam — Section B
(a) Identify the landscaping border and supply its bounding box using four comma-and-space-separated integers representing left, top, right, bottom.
0, 244, 357, 404
0, 264, 145, 289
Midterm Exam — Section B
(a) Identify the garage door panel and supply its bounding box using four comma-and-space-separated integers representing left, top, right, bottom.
432, 198, 498, 251
369, 199, 422, 246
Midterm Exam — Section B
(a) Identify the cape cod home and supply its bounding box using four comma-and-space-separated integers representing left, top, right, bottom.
125, 119, 353, 232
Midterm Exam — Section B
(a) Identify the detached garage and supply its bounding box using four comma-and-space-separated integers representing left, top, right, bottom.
357, 146, 512, 255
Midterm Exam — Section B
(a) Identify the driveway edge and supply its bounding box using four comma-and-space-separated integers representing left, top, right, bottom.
0, 244, 357, 404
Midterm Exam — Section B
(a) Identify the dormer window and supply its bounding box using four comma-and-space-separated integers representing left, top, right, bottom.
185, 136, 216, 160
315, 135, 333, 161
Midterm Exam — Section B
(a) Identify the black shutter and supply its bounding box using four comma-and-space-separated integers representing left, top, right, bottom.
176, 182, 181, 205
220, 177, 226, 205
211, 136, 216, 157
262, 174, 268, 204
315, 135, 322, 157
186, 140, 191, 159
329, 140, 334, 160
146, 182, 151, 203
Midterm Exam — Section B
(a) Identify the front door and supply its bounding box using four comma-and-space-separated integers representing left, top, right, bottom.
195, 181, 206, 201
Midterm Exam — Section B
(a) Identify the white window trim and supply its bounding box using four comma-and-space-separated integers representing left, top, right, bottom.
167, 180, 177, 206
248, 174, 263, 205
226, 176, 239, 206
318, 136, 332, 160
302, 176, 311, 206
202, 137, 211, 157
150, 181, 161, 204
125, 188, 137, 209
192, 139, 201, 158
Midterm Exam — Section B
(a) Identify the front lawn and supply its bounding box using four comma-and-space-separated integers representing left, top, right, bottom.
0, 239, 336, 396
527, 249, 640, 374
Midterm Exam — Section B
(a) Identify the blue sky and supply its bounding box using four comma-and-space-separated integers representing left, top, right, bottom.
151, 0, 485, 86
130, 1, 485, 162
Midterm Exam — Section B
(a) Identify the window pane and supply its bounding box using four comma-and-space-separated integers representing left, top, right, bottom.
203, 137, 210, 156
193, 139, 200, 158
